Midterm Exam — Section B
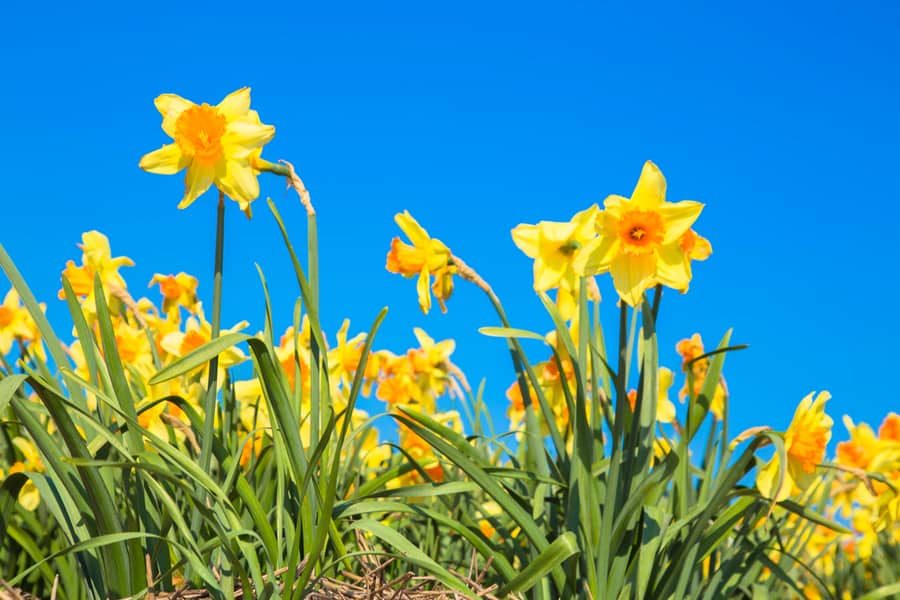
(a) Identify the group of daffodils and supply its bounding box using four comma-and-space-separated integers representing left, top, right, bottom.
1, 88, 895, 577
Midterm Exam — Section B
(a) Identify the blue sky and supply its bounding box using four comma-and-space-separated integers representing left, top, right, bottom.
2, 1, 898, 446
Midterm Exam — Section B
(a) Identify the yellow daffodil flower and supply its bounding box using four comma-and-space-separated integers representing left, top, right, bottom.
160, 307, 248, 375
756, 391, 833, 502
0, 289, 40, 357
59, 231, 134, 304
675, 333, 726, 420
150, 272, 199, 314
879, 412, 900, 441
6, 437, 44, 511
385, 211, 456, 314
139, 87, 275, 212
575, 161, 705, 306
511, 206, 600, 318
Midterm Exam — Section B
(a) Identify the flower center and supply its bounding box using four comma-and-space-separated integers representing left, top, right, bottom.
180, 330, 207, 355
617, 210, 665, 255
789, 426, 828, 473
0, 306, 14, 327
158, 276, 183, 300
174, 104, 227, 162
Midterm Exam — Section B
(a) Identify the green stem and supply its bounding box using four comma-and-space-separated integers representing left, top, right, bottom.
199, 192, 225, 474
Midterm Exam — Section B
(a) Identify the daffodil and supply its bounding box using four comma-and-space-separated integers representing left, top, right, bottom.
139, 88, 275, 212
6, 437, 44, 510
575, 161, 704, 306
511, 206, 600, 318
0, 289, 39, 356
160, 306, 248, 376
150, 272, 199, 314
59, 231, 134, 303
385, 211, 456, 314
756, 391, 833, 502
675, 333, 727, 420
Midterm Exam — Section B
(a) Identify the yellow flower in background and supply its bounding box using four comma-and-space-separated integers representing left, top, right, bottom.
0, 289, 42, 357
59, 231, 134, 300
675, 333, 726, 420
150, 273, 199, 314
385, 211, 456, 314
879, 412, 900, 442
139, 88, 275, 212
756, 391, 833, 502
6, 437, 44, 511
160, 306, 248, 373
836, 416, 880, 471
511, 206, 599, 316
575, 161, 704, 306
625, 369, 675, 423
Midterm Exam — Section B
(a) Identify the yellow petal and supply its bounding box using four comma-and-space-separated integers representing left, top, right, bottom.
659, 200, 704, 243
18, 480, 40, 511
216, 87, 251, 119
573, 235, 617, 276
609, 252, 656, 307
396, 211, 432, 248
178, 161, 216, 209
631, 161, 667, 209
533, 255, 566, 291
756, 453, 792, 502
139, 143, 188, 174
223, 118, 276, 157
655, 242, 691, 292
511, 223, 540, 258
155, 93, 194, 137
416, 268, 432, 314
217, 160, 260, 205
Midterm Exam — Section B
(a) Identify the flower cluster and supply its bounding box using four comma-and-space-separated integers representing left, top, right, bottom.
513, 161, 711, 311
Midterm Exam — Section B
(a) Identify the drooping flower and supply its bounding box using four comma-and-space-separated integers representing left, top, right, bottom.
575, 161, 705, 306
385, 211, 456, 314
6, 437, 44, 510
511, 206, 599, 318
756, 391, 833, 502
139, 88, 275, 213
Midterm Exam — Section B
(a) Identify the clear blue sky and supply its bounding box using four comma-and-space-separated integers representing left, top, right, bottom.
2, 1, 898, 446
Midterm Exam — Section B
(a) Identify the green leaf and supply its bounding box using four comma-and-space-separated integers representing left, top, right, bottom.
0, 374, 27, 416
478, 326, 547, 341
498, 531, 579, 596
148, 332, 250, 384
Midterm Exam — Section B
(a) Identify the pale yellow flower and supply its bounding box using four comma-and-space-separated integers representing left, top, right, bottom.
511, 205, 600, 292
139, 88, 275, 212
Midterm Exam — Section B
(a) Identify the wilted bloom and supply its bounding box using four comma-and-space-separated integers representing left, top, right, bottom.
575, 161, 705, 306
139, 88, 275, 213
756, 391, 833, 502
386, 211, 456, 314
511, 206, 599, 318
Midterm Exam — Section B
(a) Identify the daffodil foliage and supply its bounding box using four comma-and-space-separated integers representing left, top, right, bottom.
0, 91, 897, 600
